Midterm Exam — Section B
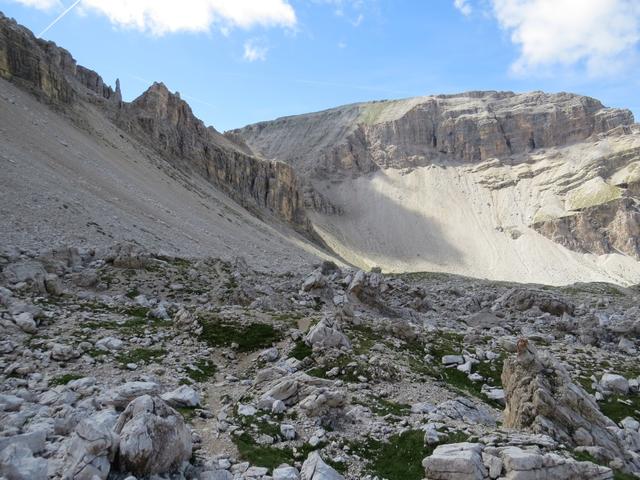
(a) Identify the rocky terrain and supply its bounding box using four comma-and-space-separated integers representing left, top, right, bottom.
1, 243, 640, 480
0, 11, 317, 258
233, 92, 640, 285
1, 10, 640, 480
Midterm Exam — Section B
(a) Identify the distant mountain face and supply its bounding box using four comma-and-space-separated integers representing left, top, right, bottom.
2, 11, 640, 284
233, 92, 640, 285
231, 91, 633, 176
0, 12, 311, 234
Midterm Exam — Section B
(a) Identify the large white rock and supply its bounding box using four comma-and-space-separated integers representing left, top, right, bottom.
108, 381, 160, 408
300, 452, 344, 480
0, 443, 48, 480
0, 430, 46, 455
114, 395, 192, 476
13, 312, 37, 334
273, 465, 300, 480
422, 442, 487, 480
302, 269, 326, 291
61, 418, 118, 480
600, 373, 629, 394
95, 337, 124, 352
305, 319, 350, 350
0, 393, 24, 412
161, 385, 201, 408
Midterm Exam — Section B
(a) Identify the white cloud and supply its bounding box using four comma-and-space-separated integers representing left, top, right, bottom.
18, 0, 297, 35
11, 0, 61, 10
490, 0, 640, 75
453, 0, 472, 16
243, 39, 268, 61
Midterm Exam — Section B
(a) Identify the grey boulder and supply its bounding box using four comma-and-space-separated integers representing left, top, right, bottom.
113, 395, 192, 476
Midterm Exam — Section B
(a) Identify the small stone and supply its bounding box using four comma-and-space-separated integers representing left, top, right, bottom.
600, 373, 629, 394
13, 312, 37, 333
442, 355, 464, 365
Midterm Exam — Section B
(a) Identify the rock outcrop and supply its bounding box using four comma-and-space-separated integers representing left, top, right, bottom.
534, 196, 640, 260
232, 90, 640, 282
233, 91, 633, 177
113, 395, 192, 476
300, 451, 345, 480
422, 441, 613, 480
0, 12, 119, 106
501, 339, 640, 474
117, 82, 309, 229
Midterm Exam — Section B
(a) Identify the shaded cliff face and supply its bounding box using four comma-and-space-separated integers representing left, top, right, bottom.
0, 13, 120, 106
233, 91, 633, 177
117, 83, 308, 228
0, 13, 310, 232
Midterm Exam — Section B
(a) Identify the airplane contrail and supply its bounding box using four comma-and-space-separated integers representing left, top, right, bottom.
38, 0, 83, 38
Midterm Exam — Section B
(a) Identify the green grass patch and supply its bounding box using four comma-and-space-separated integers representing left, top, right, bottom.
354, 397, 411, 417
176, 406, 198, 422
599, 395, 640, 424
348, 324, 381, 355
199, 316, 281, 352
50, 373, 84, 386
271, 312, 303, 325
185, 359, 217, 383
116, 347, 167, 366
289, 340, 313, 360
307, 355, 368, 383
233, 433, 293, 471
156, 256, 192, 268
81, 306, 169, 335
349, 430, 468, 480
125, 287, 140, 299
573, 450, 636, 480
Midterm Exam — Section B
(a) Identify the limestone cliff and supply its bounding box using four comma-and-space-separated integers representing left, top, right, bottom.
0, 12, 310, 233
234, 93, 640, 283
116, 83, 309, 228
0, 12, 120, 106
232, 91, 633, 177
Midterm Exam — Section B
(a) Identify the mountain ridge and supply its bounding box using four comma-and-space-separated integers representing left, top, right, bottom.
2, 11, 640, 284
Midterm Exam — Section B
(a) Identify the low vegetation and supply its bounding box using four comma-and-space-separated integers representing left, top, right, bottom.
199, 316, 281, 352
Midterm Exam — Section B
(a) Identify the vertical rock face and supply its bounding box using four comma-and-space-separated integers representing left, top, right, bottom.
232, 91, 640, 277
533, 197, 640, 260
0, 13, 119, 105
117, 82, 309, 228
0, 13, 311, 233
232, 91, 634, 177
501, 339, 640, 474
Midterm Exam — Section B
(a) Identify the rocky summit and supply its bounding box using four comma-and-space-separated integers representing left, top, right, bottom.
1, 11, 640, 480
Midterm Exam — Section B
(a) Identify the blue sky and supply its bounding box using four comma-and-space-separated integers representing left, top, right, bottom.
2, 0, 640, 131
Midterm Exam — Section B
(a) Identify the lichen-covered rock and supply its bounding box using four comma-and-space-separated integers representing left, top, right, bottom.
0, 443, 48, 480
423, 442, 487, 480
501, 338, 640, 474
113, 395, 192, 476
305, 318, 350, 350
61, 418, 118, 480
